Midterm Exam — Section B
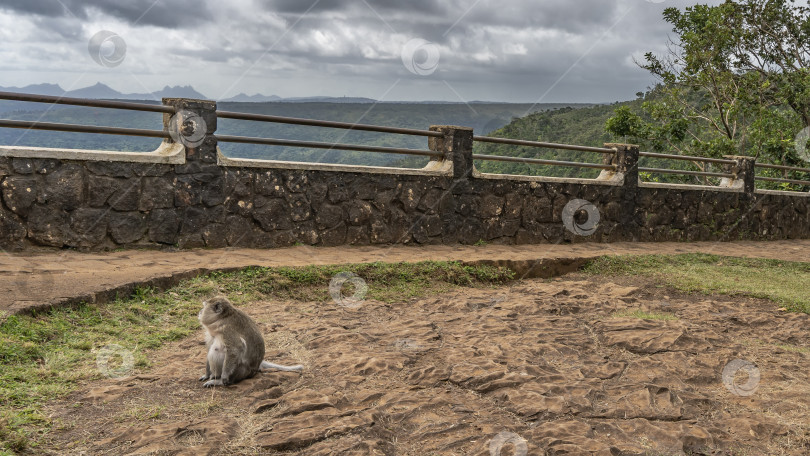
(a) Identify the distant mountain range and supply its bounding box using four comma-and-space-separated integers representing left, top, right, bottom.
0, 82, 385, 104
0, 82, 209, 101
0, 82, 567, 105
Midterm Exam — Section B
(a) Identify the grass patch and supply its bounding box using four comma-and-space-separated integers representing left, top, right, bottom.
584, 253, 810, 314
0, 260, 513, 453
612, 309, 678, 321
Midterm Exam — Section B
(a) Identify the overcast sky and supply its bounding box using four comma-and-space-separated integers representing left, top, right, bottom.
0, 0, 723, 103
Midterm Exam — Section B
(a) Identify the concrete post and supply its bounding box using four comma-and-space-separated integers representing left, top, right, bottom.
722, 155, 756, 195
429, 125, 474, 180
162, 98, 218, 163
602, 143, 640, 189
603, 143, 641, 241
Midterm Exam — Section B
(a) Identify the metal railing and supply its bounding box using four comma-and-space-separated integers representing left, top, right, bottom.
471, 135, 616, 172
638, 151, 736, 180
217, 110, 442, 137
0, 91, 442, 157
0, 91, 171, 141
215, 109, 441, 158
471, 154, 614, 170
754, 162, 810, 187
214, 134, 441, 158
0, 119, 170, 139
637, 167, 733, 179
3, 90, 806, 189
0, 91, 174, 113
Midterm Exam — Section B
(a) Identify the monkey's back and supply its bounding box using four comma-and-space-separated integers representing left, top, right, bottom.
220, 306, 266, 377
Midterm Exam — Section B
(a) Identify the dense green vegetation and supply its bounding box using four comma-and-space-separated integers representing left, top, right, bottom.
470, 96, 728, 183
473, 103, 631, 179
606, 0, 810, 190
584, 253, 810, 314
0, 261, 514, 454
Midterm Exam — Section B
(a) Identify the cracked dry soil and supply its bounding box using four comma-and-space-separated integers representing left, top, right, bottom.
42, 275, 810, 455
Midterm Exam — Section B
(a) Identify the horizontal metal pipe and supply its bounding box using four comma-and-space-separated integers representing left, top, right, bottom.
473, 136, 615, 154
755, 162, 810, 173
214, 134, 443, 157
0, 118, 171, 138
0, 91, 175, 114
639, 151, 736, 165
638, 167, 734, 178
755, 176, 810, 186
472, 153, 615, 170
217, 110, 443, 138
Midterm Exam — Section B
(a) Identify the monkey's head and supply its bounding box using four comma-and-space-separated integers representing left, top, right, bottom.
198, 296, 234, 327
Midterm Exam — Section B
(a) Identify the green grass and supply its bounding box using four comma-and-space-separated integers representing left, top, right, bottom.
584, 253, 810, 314
0, 260, 514, 454
612, 309, 678, 321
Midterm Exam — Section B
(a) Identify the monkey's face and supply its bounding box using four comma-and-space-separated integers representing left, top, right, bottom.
198, 297, 232, 326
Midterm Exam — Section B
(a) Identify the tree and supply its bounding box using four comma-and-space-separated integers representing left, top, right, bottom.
607, 0, 810, 182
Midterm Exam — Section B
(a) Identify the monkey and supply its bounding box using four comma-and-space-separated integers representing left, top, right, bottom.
198, 296, 303, 387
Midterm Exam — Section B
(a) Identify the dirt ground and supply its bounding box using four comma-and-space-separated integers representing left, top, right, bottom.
41, 274, 810, 456
5, 240, 810, 315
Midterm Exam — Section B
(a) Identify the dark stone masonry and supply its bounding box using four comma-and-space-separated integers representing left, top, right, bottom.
0, 98, 808, 251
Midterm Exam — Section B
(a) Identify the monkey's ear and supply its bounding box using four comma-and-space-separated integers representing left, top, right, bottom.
213, 301, 222, 313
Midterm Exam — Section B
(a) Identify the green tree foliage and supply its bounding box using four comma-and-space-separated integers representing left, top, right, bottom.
606, 0, 810, 189
473, 104, 623, 179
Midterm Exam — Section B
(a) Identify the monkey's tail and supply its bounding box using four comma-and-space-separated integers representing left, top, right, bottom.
260, 361, 304, 372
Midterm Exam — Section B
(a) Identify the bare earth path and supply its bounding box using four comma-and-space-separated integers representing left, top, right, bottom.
2, 240, 810, 314
42, 274, 810, 455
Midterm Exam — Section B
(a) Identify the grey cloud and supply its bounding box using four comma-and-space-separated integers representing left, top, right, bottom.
0, 0, 213, 28
261, 0, 446, 15
457, 0, 622, 34
0, 0, 729, 103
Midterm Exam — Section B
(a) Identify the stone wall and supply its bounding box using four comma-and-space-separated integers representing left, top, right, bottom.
0, 98, 808, 251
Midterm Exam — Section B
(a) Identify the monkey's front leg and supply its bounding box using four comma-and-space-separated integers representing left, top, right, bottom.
203, 355, 232, 387
199, 360, 212, 382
